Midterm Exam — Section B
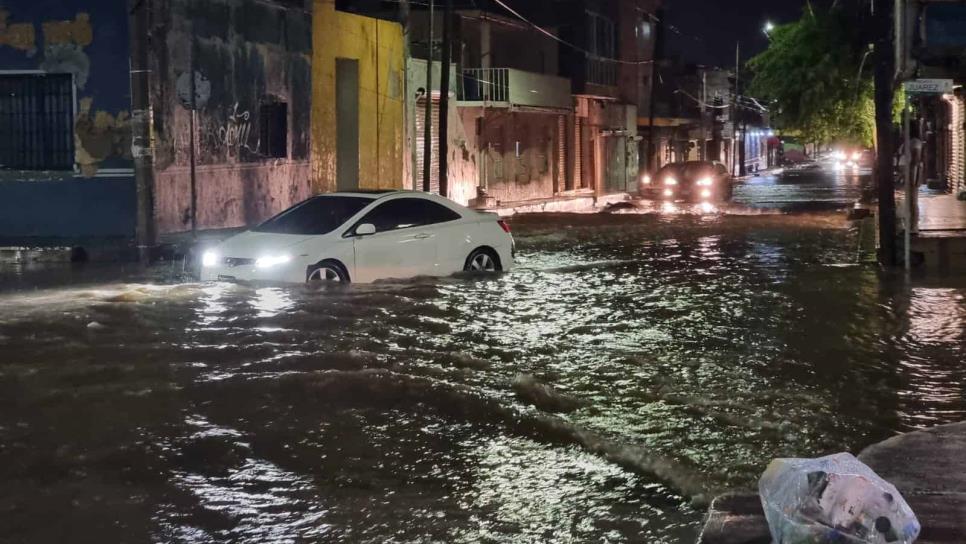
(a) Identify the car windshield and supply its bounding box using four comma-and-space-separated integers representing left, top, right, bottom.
252, 196, 372, 235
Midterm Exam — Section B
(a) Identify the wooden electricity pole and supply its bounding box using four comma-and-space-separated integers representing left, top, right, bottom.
130, 0, 156, 262
873, 0, 897, 266
422, 0, 434, 192
438, 0, 452, 197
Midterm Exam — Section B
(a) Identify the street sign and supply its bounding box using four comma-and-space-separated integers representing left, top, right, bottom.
903, 78, 954, 94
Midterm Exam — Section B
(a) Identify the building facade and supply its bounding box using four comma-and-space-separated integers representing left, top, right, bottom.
0, 2, 136, 242
149, 0, 314, 234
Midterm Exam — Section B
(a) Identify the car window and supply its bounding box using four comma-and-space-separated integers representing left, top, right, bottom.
252, 196, 371, 235
357, 197, 461, 233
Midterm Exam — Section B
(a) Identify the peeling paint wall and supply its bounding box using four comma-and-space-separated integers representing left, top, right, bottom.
150, 0, 313, 233
0, 3, 132, 175
0, 2, 135, 239
311, 1, 405, 193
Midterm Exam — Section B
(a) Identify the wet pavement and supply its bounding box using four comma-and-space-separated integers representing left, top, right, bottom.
1, 163, 965, 543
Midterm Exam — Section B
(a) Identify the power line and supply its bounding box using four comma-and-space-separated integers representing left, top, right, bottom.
489, 0, 654, 65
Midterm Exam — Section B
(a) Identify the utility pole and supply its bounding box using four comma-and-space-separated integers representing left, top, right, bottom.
438, 0, 452, 197
399, 0, 414, 190
189, 39, 198, 239
644, 6, 664, 173
732, 41, 740, 177
701, 70, 707, 160
873, 0, 897, 266
130, 0, 156, 262
422, 0, 435, 192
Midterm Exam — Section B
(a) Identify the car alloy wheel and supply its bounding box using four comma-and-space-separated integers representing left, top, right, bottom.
466, 250, 497, 272
307, 262, 347, 284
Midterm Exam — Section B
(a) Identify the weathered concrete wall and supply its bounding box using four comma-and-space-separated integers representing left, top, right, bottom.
0, 178, 135, 239
311, 1, 405, 193
150, 0, 313, 233
0, 2, 135, 240
461, 107, 566, 205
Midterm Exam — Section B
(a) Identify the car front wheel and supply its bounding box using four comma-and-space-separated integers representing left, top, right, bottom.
307, 260, 349, 285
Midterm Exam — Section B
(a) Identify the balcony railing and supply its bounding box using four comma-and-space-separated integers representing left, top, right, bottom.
459, 67, 572, 110
586, 56, 617, 88
462, 68, 510, 102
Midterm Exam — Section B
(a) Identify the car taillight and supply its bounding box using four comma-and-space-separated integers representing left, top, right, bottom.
497, 219, 511, 233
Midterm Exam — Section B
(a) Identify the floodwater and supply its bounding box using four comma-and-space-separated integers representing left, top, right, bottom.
1, 164, 964, 543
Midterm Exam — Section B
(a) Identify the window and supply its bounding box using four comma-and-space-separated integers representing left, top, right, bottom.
259, 101, 287, 158
587, 12, 616, 59
0, 73, 74, 170
357, 198, 461, 233
253, 195, 371, 234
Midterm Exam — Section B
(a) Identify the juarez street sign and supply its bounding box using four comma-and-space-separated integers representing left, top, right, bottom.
903, 79, 955, 95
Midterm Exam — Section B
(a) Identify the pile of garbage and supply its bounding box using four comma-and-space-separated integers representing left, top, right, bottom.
759, 452, 920, 544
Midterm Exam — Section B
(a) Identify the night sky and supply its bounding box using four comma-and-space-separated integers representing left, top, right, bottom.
663, 0, 811, 67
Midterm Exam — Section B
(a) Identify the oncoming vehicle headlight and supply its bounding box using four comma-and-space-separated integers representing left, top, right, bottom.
664, 177, 678, 186
851, 151, 861, 161
697, 177, 712, 187
641, 174, 652, 185
255, 254, 292, 269
202, 250, 219, 267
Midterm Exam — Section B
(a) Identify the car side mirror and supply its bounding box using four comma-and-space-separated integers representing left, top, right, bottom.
355, 223, 376, 236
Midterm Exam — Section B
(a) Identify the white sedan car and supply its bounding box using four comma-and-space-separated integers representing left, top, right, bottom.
199, 190, 514, 284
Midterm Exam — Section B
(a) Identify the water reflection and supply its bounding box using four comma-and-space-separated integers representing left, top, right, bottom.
252, 287, 294, 318
896, 287, 966, 429
1, 211, 965, 542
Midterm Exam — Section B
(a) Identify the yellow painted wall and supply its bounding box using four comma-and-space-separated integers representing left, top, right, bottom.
312, 0, 405, 193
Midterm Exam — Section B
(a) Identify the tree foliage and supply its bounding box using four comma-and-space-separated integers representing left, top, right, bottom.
748, 7, 876, 146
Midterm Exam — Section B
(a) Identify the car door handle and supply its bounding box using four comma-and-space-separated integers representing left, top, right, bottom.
413, 233, 433, 240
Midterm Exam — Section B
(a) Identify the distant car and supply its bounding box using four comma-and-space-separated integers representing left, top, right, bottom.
833, 148, 873, 170
200, 191, 514, 284
639, 161, 733, 202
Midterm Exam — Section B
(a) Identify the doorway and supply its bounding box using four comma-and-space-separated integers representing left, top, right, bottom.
336, 58, 359, 191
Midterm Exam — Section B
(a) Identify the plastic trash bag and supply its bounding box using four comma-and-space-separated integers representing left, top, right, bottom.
758, 452, 920, 544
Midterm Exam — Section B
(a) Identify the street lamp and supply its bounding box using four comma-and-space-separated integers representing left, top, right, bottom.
763, 21, 775, 35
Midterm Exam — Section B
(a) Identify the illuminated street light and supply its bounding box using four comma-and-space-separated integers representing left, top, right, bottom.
763, 21, 775, 35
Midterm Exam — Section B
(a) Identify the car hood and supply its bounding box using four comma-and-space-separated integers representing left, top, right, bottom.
215, 230, 320, 257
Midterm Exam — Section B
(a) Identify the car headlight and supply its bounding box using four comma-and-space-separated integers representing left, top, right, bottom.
664, 177, 678, 186
851, 151, 861, 161
697, 177, 712, 187
202, 250, 219, 267
255, 254, 292, 269
641, 174, 651, 185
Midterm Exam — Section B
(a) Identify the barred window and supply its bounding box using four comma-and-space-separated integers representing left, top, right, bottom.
0, 73, 74, 171
259, 101, 288, 159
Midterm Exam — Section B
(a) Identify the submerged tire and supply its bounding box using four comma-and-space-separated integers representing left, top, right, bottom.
306, 260, 349, 285
464, 248, 501, 273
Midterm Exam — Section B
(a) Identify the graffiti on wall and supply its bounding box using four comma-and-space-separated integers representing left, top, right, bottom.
211, 102, 260, 157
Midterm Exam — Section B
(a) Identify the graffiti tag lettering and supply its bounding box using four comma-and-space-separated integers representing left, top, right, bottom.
216, 103, 259, 156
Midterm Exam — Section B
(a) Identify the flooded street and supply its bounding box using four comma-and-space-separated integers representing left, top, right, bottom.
2, 165, 965, 543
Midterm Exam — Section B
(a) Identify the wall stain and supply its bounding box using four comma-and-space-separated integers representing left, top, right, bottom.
39, 43, 90, 89
0, 9, 36, 53
42, 13, 92, 47
74, 97, 132, 177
